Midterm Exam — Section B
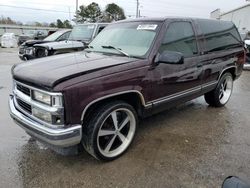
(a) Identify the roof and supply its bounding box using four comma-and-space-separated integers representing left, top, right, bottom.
114, 17, 232, 24
221, 3, 250, 16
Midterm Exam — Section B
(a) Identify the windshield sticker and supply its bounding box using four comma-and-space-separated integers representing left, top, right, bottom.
137, 24, 157, 31
87, 25, 95, 29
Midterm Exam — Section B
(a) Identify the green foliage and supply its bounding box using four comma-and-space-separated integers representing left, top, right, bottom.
103, 3, 126, 22
63, 20, 73, 29
74, 2, 126, 23
75, 2, 102, 23
56, 19, 64, 28
0, 16, 19, 25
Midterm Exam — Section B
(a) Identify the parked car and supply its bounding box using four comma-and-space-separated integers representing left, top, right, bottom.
1, 33, 18, 48
9, 17, 245, 161
18, 29, 71, 60
244, 39, 250, 70
18, 30, 48, 45
30, 23, 108, 59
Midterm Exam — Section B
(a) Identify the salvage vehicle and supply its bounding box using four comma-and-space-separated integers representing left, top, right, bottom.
18, 30, 48, 46
29, 23, 108, 59
18, 29, 71, 60
9, 17, 245, 161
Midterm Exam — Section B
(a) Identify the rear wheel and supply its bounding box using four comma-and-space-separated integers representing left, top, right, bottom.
82, 101, 138, 161
204, 72, 233, 107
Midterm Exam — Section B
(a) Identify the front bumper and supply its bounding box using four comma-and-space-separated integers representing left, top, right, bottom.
18, 53, 35, 61
9, 95, 82, 147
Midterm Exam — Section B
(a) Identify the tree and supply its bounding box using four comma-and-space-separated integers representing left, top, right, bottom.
49, 23, 56, 27
56, 19, 64, 28
75, 2, 102, 23
102, 3, 126, 22
63, 20, 72, 28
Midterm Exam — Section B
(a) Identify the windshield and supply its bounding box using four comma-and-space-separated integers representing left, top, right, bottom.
24, 30, 35, 35
68, 24, 96, 41
87, 22, 160, 58
44, 30, 67, 41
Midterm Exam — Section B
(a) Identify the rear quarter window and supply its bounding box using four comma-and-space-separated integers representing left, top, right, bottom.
197, 19, 242, 53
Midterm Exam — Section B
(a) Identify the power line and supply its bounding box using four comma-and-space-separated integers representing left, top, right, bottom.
0, 4, 75, 14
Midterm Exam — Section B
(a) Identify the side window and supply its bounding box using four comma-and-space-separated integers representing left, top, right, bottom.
159, 22, 198, 57
198, 20, 242, 53
97, 26, 105, 34
58, 32, 70, 41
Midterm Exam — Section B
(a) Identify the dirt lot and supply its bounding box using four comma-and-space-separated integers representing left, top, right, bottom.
1, 48, 250, 188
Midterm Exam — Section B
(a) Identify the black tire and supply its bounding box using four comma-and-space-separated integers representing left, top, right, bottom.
204, 72, 233, 107
82, 101, 138, 161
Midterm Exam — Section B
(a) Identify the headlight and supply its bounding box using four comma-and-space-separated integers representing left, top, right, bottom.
32, 90, 63, 107
33, 90, 51, 105
32, 107, 52, 123
25, 48, 34, 55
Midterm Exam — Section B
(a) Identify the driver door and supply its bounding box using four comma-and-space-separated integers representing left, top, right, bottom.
149, 20, 203, 105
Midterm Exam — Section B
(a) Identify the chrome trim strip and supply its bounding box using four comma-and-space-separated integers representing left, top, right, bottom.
150, 86, 201, 105
218, 66, 237, 80
9, 95, 82, 147
202, 81, 218, 89
81, 90, 151, 120
15, 80, 62, 96
13, 96, 64, 129
14, 88, 63, 114
13, 80, 64, 128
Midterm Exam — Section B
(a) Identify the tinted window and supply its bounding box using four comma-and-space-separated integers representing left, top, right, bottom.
58, 31, 70, 41
198, 19, 242, 52
159, 22, 198, 57
68, 24, 96, 41
97, 26, 105, 34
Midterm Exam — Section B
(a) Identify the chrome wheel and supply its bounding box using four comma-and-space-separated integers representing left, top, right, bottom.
219, 75, 233, 105
97, 108, 136, 158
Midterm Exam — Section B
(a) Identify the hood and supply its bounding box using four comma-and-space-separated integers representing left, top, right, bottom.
22, 40, 52, 47
34, 40, 84, 50
12, 52, 137, 90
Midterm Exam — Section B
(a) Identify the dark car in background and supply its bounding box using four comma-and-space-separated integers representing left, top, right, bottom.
19, 29, 71, 60
29, 23, 108, 59
18, 30, 48, 46
9, 18, 245, 161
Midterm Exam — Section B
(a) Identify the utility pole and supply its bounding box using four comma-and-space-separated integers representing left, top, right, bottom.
136, 0, 139, 18
76, 0, 78, 13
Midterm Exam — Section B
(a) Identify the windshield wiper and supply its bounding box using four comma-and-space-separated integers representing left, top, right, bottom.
101, 45, 130, 57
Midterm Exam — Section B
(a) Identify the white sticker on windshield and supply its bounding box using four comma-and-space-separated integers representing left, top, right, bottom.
87, 25, 95, 29
137, 24, 157, 30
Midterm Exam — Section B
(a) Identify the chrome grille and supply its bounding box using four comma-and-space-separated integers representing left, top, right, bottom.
16, 98, 32, 114
16, 83, 31, 96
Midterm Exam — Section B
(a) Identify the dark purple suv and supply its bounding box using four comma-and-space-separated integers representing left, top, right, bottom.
9, 17, 245, 161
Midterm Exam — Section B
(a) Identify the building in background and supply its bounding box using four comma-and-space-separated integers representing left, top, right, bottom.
210, 4, 250, 34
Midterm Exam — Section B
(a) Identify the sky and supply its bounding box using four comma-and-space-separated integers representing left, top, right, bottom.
0, 0, 248, 24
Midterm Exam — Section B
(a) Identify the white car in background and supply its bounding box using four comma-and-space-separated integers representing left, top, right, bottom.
1, 33, 18, 48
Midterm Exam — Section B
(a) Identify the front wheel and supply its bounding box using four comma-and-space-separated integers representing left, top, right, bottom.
82, 101, 138, 161
204, 72, 233, 107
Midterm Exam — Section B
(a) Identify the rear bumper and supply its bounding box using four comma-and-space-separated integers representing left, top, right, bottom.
9, 95, 82, 147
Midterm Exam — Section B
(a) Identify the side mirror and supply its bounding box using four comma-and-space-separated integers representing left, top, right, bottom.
222, 176, 250, 188
155, 51, 184, 65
